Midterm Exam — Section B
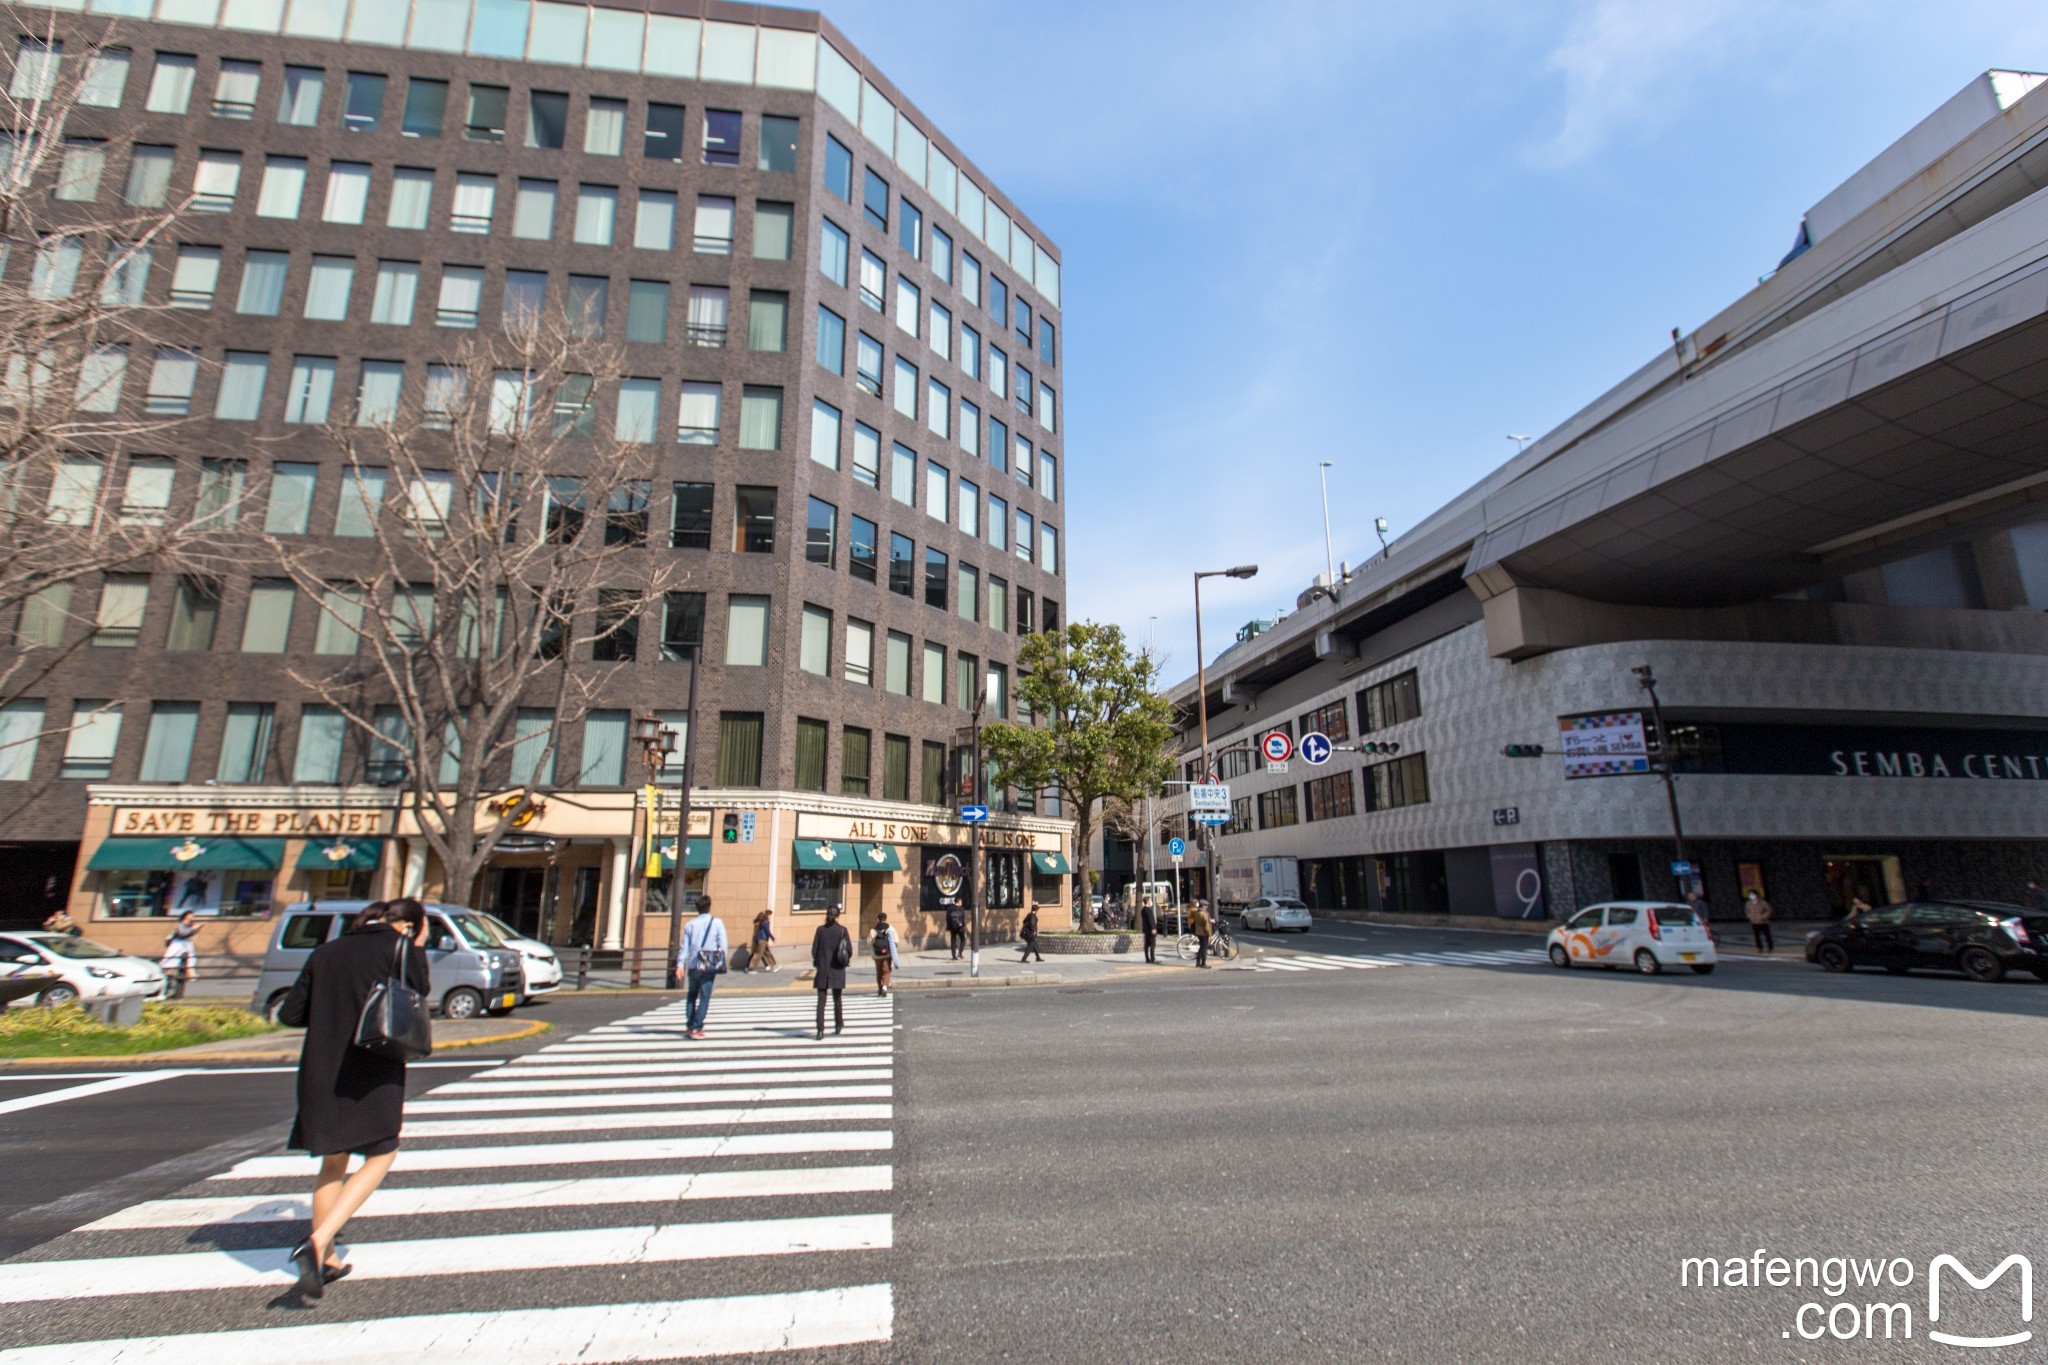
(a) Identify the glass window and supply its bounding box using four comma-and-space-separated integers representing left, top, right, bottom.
932, 227, 953, 284
567, 275, 608, 338
855, 332, 883, 396
283, 356, 336, 423
962, 325, 982, 381
957, 562, 979, 624
816, 306, 845, 375
356, 361, 402, 426
661, 591, 705, 660
954, 652, 979, 710
320, 161, 369, 224
214, 703, 274, 783
241, 581, 297, 653
824, 134, 852, 200
387, 167, 433, 228
343, 71, 384, 132
748, 290, 788, 351
451, 173, 496, 233
960, 401, 982, 459
644, 102, 686, 161
694, 195, 735, 254
738, 386, 782, 450
859, 251, 885, 312
806, 496, 836, 566
845, 619, 874, 686
853, 422, 881, 488
551, 374, 594, 438
759, 115, 799, 172
678, 381, 720, 443
922, 641, 944, 703
502, 269, 546, 332
508, 710, 556, 787
277, 65, 321, 125
214, 352, 269, 420
525, 90, 567, 149
333, 466, 385, 536
716, 712, 764, 787
928, 380, 951, 440
145, 53, 196, 115
687, 285, 730, 347
800, 604, 830, 675
61, 703, 122, 781
924, 462, 948, 522
578, 710, 627, 786
725, 595, 769, 666
168, 246, 220, 308
1015, 508, 1033, 562
1041, 525, 1059, 574
465, 83, 509, 142
863, 167, 888, 231
436, 265, 482, 327
962, 251, 981, 307
233, 250, 286, 316
899, 201, 922, 259
93, 575, 149, 648
925, 548, 948, 610
1040, 452, 1059, 501
401, 77, 447, 138
988, 575, 1008, 631
371, 260, 418, 325
634, 189, 676, 250
263, 463, 316, 535
895, 277, 920, 337
574, 184, 617, 245
312, 585, 364, 655
850, 515, 878, 584
811, 398, 841, 469
957, 479, 981, 538
733, 486, 776, 553
124, 145, 174, 207
883, 734, 909, 801
753, 200, 793, 260
670, 485, 712, 550
626, 280, 668, 344
212, 59, 260, 120
256, 156, 307, 218
703, 109, 742, 166
820, 218, 849, 286
55, 139, 105, 202
303, 256, 353, 320
890, 442, 916, 506
145, 349, 198, 414
893, 358, 918, 420
890, 534, 915, 598
615, 377, 658, 443
512, 178, 557, 239
584, 96, 625, 155
841, 727, 871, 795
793, 718, 828, 792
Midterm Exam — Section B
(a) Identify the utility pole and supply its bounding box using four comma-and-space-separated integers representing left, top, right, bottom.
1318, 460, 1335, 585
968, 679, 987, 978
1632, 664, 1690, 889
1193, 566, 1257, 907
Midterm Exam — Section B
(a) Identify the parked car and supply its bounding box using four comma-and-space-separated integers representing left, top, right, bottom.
249, 901, 524, 1023
1805, 901, 2048, 982
1240, 897, 1313, 932
475, 911, 565, 996
0, 931, 167, 1006
1547, 902, 1717, 975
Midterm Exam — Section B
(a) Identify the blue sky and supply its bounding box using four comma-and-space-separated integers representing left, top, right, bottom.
823, 0, 2048, 678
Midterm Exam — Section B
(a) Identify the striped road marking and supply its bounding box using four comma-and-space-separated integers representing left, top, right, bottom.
1248, 947, 1551, 972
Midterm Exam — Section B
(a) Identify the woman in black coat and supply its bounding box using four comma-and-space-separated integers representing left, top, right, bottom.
812, 904, 851, 1039
277, 898, 431, 1298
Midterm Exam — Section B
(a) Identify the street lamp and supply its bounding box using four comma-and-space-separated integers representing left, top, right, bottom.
1193, 565, 1257, 907
1317, 461, 1335, 586
1632, 664, 1691, 892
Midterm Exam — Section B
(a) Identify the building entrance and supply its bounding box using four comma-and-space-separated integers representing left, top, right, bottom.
492, 867, 548, 938
1824, 855, 1904, 916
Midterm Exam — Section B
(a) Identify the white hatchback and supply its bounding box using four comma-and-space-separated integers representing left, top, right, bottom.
1547, 902, 1717, 975
0, 931, 168, 1006
476, 912, 565, 996
1240, 897, 1313, 932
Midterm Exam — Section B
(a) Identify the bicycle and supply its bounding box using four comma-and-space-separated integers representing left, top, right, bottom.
1175, 925, 1237, 962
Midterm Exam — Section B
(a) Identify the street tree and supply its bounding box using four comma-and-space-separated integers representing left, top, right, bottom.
263, 316, 683, 905
980, 621, 1177, 929
0, 23, 221, 722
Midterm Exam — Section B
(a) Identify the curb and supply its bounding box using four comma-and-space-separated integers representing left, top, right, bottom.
0, 1019, 553, 1069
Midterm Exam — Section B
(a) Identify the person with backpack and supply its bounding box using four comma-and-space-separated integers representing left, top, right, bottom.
812, 904, 852, 1039
871, 911, 898, 996
1018, 906, 1044, 962
749, 909, 778, 972
945, 902, 967, 960
677, 897, 727, 1040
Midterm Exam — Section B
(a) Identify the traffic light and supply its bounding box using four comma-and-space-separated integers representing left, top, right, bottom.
1501, 744, 1546, 758
1357, 740, 1401, 755
721, 812, 739, 843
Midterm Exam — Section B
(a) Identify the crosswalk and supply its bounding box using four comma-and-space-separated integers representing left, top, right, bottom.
0, 994, 897, 1362
1247, 945, 1552, 973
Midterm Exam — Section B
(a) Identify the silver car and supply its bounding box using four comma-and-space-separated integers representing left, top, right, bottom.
1241, 897, 1313, 932
249, 901, 524, 1022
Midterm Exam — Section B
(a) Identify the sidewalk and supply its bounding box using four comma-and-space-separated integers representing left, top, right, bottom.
718, 941, 1245, 994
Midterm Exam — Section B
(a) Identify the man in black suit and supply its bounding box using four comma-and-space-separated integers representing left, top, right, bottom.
1140, 897, 1159, 963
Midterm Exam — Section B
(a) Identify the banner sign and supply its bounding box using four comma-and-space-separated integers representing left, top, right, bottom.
1557, 712, 1651, 778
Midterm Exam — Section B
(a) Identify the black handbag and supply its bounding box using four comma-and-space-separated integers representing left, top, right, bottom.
831, 932, 852, 970
354, 936, 433, 1062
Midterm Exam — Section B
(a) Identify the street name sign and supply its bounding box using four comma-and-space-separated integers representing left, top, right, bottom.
1190, 783, 1230, 811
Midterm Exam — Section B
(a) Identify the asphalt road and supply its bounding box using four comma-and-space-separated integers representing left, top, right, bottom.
5, 930, 2045, 1360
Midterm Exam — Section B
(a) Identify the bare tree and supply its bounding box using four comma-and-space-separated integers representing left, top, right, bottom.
265, 316, 683, 906
0, 21, 219, 713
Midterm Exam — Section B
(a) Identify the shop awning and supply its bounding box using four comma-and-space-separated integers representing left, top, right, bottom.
793, 839, 859, 871
655, 837, 712, 871
1032, 852, 1074, 875
849, 842, 903, 872
295, 837, 386, 871
88, 836, 287, 872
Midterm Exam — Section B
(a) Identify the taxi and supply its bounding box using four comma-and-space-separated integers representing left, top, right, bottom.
1547, 901, 1717, 975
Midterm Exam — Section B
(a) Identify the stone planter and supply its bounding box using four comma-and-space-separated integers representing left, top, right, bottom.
1034, 932, 1136, 955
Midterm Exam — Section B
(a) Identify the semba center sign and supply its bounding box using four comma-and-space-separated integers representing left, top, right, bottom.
1697, 723, 2048, 782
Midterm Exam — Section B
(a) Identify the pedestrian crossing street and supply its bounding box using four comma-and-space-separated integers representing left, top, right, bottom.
1247, 945, 1552, 973
0, 994, 897, 1363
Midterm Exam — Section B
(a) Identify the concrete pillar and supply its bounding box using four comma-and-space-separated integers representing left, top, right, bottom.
1972, 530, 2029, 610
402, 840, 427, 897
601, 838, 628, 948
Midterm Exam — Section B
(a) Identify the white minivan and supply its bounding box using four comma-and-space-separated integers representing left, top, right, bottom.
1547, 902, 1717, 975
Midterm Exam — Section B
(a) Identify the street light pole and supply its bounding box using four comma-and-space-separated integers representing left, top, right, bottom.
968, 682, 986, 979
1317, 460, 1335, 585
1193, 565, 1257, 909
663, 652, 699, 990
1632, 664, 1689, 885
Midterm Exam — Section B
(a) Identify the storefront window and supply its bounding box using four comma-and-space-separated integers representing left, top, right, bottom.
1031, 867, 1061, 905
986, 850, 1024, 910
102, 867, 275, 918
919, 845, 968, 914
793, 869, 842, 911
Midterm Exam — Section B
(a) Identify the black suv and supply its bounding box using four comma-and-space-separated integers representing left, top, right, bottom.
1805, 901, 2048, 982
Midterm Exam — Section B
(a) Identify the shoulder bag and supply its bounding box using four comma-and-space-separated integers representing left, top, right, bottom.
354, 935, 434, 1062
831, 930, 852, 971
690, 919, 729, 976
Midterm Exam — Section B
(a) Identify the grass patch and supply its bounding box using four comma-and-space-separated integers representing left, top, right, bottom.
0, 1001, 281, 1059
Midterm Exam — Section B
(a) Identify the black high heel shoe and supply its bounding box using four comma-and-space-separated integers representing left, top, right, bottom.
287, 1240, 325, 1299
323, 1262, 353, 1285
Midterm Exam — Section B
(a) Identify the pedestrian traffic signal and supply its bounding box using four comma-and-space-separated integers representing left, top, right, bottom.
1357, 741, 1401, 755
721, 812, 740, 843
1501, 744, 1546, 758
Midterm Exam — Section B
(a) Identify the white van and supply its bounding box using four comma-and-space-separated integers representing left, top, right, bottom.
1547, 901, 1717, 975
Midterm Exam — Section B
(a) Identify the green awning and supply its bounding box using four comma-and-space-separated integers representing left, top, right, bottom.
793, 839, 859, 871
1032, 852, 1074, 875
849, 842, 904, 872
295, 837, 385, 871
655, 837, 712, 871
88, 836, 287, 872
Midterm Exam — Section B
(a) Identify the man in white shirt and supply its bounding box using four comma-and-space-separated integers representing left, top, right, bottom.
678, 897, 728, 1039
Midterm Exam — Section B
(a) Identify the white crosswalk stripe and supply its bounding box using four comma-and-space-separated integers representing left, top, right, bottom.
0, 993, 898, 1360
1248, 945, 1551, 973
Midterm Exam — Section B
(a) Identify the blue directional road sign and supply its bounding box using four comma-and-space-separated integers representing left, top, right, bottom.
1168, 837, 1186, 858
959, 805, 989, 824
1300, 732, 1334, 766
1194, 812, 1230, 826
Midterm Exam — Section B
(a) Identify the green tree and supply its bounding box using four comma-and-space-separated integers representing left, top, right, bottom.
980, 622, 1176, 929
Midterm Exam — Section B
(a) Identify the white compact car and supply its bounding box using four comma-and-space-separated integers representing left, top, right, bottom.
0, 931, 168, 1005
1240, 897, 1314, 932
1548, 902, 1716, 975
476, 912, 565, 995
